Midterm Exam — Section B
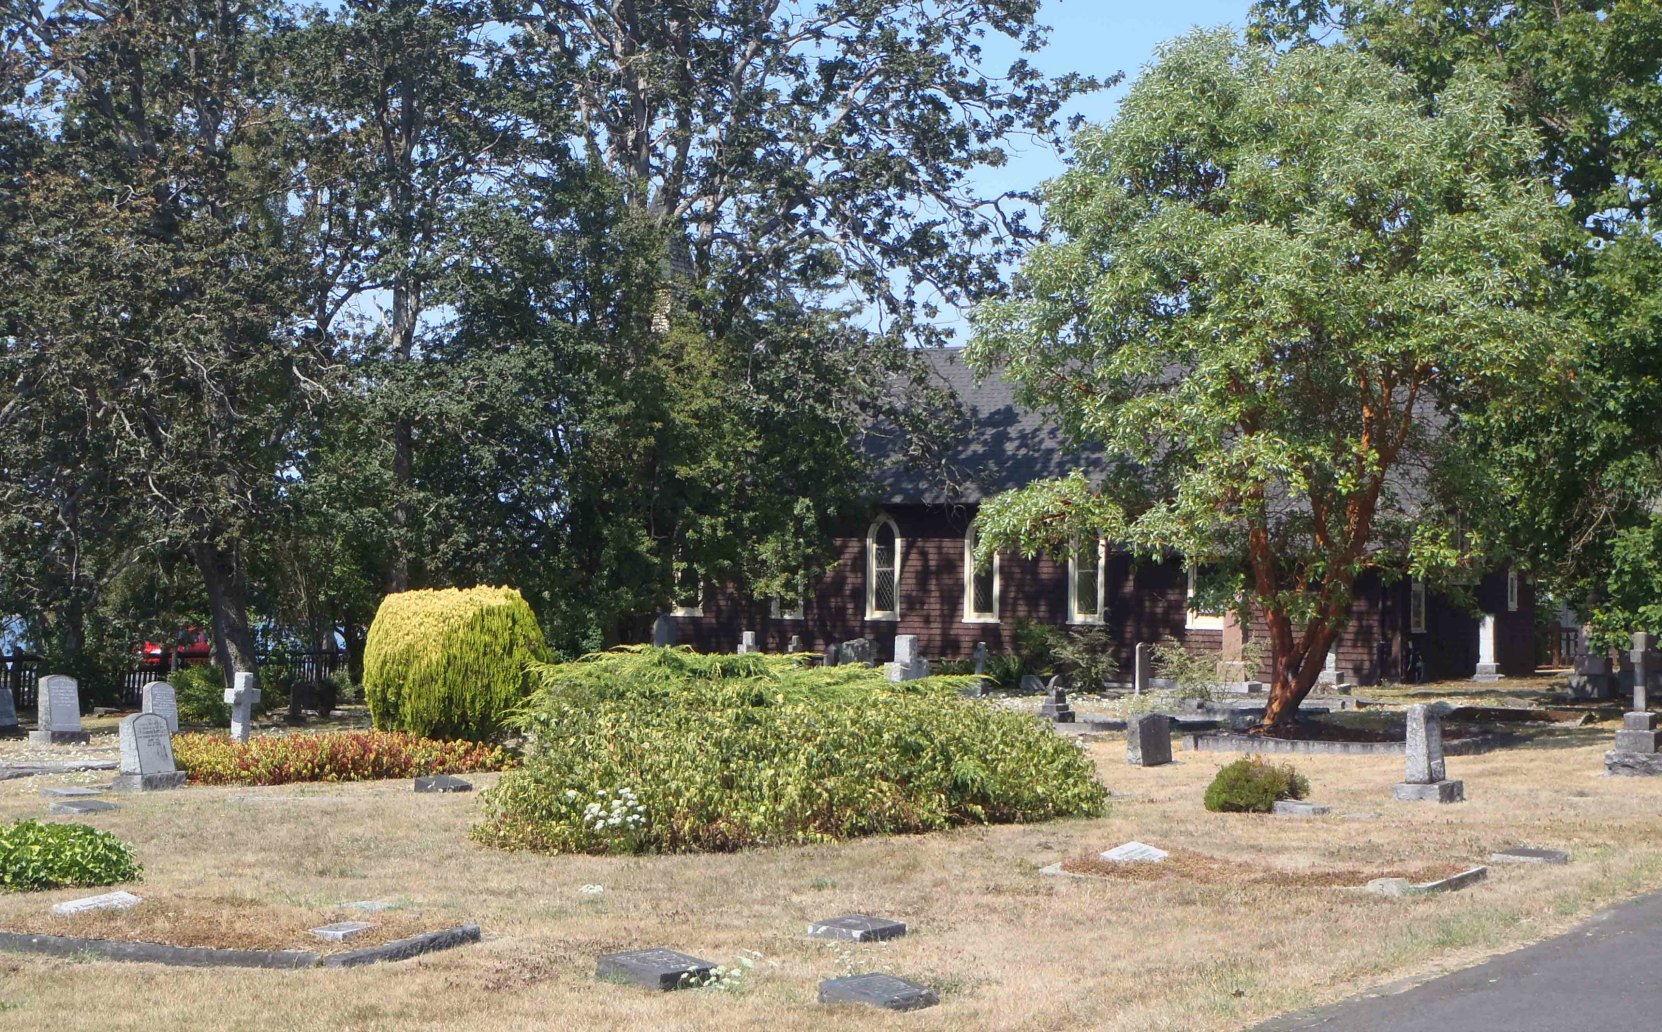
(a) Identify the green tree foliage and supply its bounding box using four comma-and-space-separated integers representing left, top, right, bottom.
363, 586, 548, 740
969, 32, 1575, 725
473, 646, 1107, 854
1249, 1, 1662, 637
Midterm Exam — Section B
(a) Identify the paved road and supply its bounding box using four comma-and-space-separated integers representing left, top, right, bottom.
1250, 889, 1662, 1032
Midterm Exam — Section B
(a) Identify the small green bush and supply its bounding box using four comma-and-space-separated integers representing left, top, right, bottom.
363, 586, 548, 740
0, 820, 142, 891
473, 646, 1108, 854
170, 664, 230, 725
173, 730, 513, 786
1203, 757, 1311, 813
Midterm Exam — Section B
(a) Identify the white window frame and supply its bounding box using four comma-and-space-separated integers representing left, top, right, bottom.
1409, 578, 1427, 634
1068, 537, 1106, 625
1185, 566, 1225, 631
1506, 569, 1520, 613
865, 513, 901, 621
962, 525, 1000, 624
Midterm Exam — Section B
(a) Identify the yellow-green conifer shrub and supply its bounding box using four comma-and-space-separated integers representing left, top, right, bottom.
363, 586, 548, 740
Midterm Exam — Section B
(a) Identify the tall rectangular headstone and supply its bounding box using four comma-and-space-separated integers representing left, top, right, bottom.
1472, 615, 1501, 682
1631, 631, 1657, 712
29, 674, 89, 745
651, 614, 675, 647
1134, 642, 1151, 696
972, 641, 987, 676
0, 683, 17, 735
141, 680, 179, 733
1570, 653, 1613, 701
884, 634, 927, 682
1394, 702, 1464, 802
224, 671, 260, 744
1126, 713, 1172, 766
112, 712, 186, 791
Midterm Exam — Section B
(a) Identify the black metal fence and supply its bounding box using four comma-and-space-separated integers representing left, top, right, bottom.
6, 650, 346, 714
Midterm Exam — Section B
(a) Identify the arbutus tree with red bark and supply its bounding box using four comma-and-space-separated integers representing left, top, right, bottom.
968, 30, 1578, 727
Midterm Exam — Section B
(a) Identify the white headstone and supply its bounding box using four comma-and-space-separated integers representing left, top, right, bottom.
1099, 841, 1169, 864
51, 890, 143, 916
118, 712, 177, 776
224, 671, 260, 744
141, 680, 179, 733
893, 635, 918, 667
738, 631, 757, 654
1134, 642, 1151, 695
38, 675, 81, 732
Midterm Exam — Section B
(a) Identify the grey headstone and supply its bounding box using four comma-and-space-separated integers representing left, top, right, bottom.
838, 638, 875, 667
1393, 780, 1464, 803
818, 973, 939, 1012
311, 921, 376, 942
973, 641, 988, 676
29, 675, 89, 745
893, 635, 918, 667
50, 798, 118, 816
1490, 846, 1569, 865
884, 635, 929, 682
1271, 800, 1330, 817
1606, 750, 1662, 776
787, 634, 802, 654
737, 631, 757, 655
806, 914, 907, 943
823, 646, 839, 668
224, 672, 260, 744
1403, 703, 1448, 784
651, 614, 675, 647
0, 684, 17, 733
596, 948, 716, 991
112, 712, 185, 792
1038, 676, 1074, 722
414, 774, 472, 793
1126, 713, 1172, 766
1631, 631, 1659, 711
1134, 642, 1151, 695
140, 681, 179, 733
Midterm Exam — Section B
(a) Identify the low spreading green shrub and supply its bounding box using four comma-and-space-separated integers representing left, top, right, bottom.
1203, 757, 1310, 813
363, 586, 547, 740
173, 730, 513, 786
170, 663, 231, 725
473, 646, 1108, 854
0, 820, 142, 891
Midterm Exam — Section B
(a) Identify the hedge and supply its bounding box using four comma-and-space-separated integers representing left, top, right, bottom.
363, 586, 547, 740
173, 730, 513, 786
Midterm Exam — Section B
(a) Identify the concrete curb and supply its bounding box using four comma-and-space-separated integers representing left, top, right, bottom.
0, 924, 481, 970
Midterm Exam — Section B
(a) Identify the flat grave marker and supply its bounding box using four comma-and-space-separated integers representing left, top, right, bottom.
1490, 846, 1570, 865
49, 799, 117, 816
1272, 800, 1331, 817
818, 973, 939, 1012
311, 921, 376, 943
806, 914, 907, 943
596, 948, 716, 991
414, 775, 472, 793
51, 891, 142, 916
40, 787, 104, 798
1099, 841, 1169, 864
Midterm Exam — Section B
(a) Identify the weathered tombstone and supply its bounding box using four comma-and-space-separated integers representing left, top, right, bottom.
1037, 675, 1074, 722
223, 671, 259, 744
819, 974, 939, 1012
50, 799, 118, 816
1472, 615, 1501, 682
1125, 713, 1172, 766
838, 638, 875, 667
1631, 632, 1658, 711
29, 675, 89, 745
972, 641, 988, 676
884, 634, 928, 682
737, 630, 757, 655
1393, 702, 1465, 802
1569, 653, 1613, 701
0, 682, 18, 736
596, 948, 716, 991
651, 614, 675, 647
787, 634, 802, 654
1271, 800, 1330, 817
1606, 635, 1662, 774
1317, 646, 1339, 686
1134, 642, 1151, 696
414, 774, 472, 793
112, 712, 186, 791
806, 914, 907, 943
822, 645, 839, 668
140, 680, 179, 733
1019, 673, 1044, 693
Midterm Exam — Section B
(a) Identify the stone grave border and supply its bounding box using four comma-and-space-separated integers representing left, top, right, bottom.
0, 924, 480, 970
1183, 730, 1509, 757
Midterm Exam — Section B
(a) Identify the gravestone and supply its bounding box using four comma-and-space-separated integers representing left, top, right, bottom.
1393, 702, 1465, 802
884, 634, 928, 682
1019, 674, 1044, 694
1317, 646, 1339, 686
1037, 676, 1074, 722
838, 638, 875, 667
0, 682, 18, 736
973, 641, 987, 676
596, 948, 716, 991
51, 890, 143, 916
1100, 841, 1168, 863
806, 914, 907, 943
737, 631, 757, 655
112, 712, 186, 791
414, 774, 472, 793
787, 634, 802, 654
29, 675, 89, 745
1472, 615, 1501, 682
1490, 846, 1570, 865
50, 798, 118, 816
224, 671, 259, 744
818, 973, 939, 1012
311, 921, 375, 942
141, 680, 179, 733
1568, 653, 1613, 701
822, 646, 839, 668
1125, 713, 1172, 766
1134, 642, 1151, 696
651, 614, 675, 647
1271, 800, 1330, 817
1606, 632, 1662, 775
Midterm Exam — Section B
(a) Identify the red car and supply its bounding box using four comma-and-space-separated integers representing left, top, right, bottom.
134, 628, 214, 669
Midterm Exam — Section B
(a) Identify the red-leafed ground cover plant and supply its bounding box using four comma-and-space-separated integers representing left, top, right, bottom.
173, 731, 512, 786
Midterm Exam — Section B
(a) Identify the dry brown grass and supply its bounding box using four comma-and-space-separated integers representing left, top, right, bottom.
0, 723, 1660, 1031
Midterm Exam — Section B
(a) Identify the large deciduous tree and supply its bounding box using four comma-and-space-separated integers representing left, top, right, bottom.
969, 31, 1576, 726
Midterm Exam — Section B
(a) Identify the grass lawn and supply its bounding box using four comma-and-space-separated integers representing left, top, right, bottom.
1, 719, 1660, 1031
